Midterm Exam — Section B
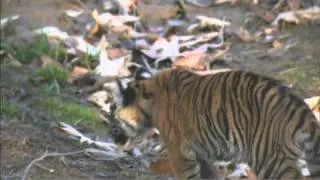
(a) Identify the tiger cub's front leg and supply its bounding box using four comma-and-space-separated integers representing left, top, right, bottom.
167, 144, 200, 179
166, 140, 217, 179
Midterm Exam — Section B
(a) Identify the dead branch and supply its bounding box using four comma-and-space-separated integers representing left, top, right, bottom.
22, 150, 84, 180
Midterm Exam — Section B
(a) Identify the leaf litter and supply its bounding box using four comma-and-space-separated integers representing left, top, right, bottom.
4, 0, 319, 179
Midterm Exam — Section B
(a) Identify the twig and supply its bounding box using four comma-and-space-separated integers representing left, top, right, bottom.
34, 163, 55, 173
22, 150, 84, 180
272, 0, 286, 11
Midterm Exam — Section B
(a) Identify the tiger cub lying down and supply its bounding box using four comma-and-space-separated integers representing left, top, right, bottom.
113, 68, 320, 179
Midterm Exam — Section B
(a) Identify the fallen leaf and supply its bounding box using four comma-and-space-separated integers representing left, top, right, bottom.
236, 28, 254, 42
64, 9, 84, 18
92, 9, 140, 27
88, 90, 112, 114
71, 66, 89, 78
94, 36, 127, 77
141, 36, 180, 66
173, 51, 206, 70
188, 15, 231, 32
0, 15, 19, 29
304, 96, 320, 111
108, 48, 127, 59
64, 36, 100, 56
34, 26, 69, 40
262, 11, 276, 22
180, 31, 220, 48
272, 40, 283, 48
41, 55, 63, 68
272, 11, 300, 26
263, 27, 276, 35
116, 0, 138, 14
272, 6, 320, 27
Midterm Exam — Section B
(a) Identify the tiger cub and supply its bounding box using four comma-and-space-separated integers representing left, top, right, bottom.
114, 68, 320, 179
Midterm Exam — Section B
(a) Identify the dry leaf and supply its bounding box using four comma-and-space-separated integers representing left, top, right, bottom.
272, 6, 320, 27
41, 55, 63, 68
236, 28, 254, 42
263, 28, 276, 35
304, 96, 320, 121
95, 36, 127, 77
71, 66, 89, 78
173, 51, 206, 70
262, 11, 276, 22
64, 36, 100, 56
64, 9, 84, 18
88, 90, 112, 114
108, 48, 127, 59
272, 40, 283, 48
35, 26, 69, 40
187, 16, 231, 32
197, 15, 231, 27
92, 9, 140, 27
304, 96, 320, 110
0, 15, 19, 29
272, 11, 300, 26
116, 0, 138, 14
180, 32, 219, 48
141, 36, 180, 66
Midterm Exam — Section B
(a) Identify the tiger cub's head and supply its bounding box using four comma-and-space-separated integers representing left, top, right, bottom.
113, 71, 157, 141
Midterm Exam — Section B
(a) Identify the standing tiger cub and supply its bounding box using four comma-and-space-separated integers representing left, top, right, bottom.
114, 68, 320, 179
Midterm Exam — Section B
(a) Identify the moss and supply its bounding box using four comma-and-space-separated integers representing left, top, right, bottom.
37, 96, 101, 128
0, 98, 20, 118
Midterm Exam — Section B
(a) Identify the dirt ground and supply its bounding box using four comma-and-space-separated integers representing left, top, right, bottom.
1, 0, 320, 179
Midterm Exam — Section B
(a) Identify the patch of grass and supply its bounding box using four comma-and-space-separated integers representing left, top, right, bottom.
274, 58, 320, 97
36, 66, 69, 85
0, 34, 68, 64
38, 96, 101, 128
79, 53, 98, 69
0, 98, 20, 118
0, 34, 50, 64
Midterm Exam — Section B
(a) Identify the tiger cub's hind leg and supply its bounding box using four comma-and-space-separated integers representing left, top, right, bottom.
198, 158, 219, 179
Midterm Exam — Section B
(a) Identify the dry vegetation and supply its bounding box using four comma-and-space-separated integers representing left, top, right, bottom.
1, 0, 319, 179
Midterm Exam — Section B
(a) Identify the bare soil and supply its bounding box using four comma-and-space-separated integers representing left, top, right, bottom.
1, 0, 320, 179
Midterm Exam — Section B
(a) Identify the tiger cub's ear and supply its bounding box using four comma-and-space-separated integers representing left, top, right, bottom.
115, 78, 136, 106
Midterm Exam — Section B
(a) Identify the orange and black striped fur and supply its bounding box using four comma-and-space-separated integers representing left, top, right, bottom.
115, 68, 320, 179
